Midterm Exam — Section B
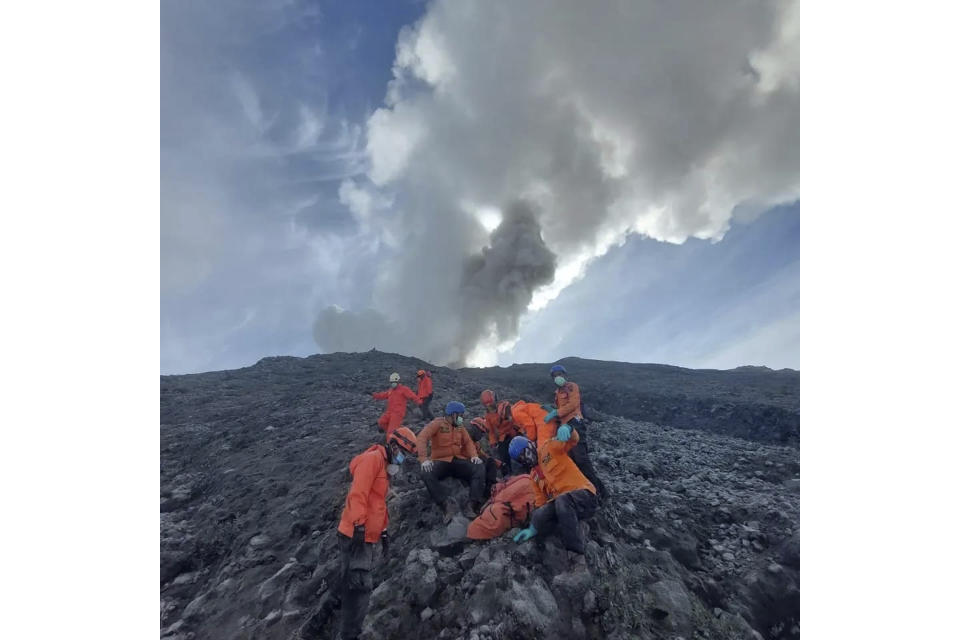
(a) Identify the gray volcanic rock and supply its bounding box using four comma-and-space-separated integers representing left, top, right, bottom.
468, 357, 800, 446
160, 351, 800, 640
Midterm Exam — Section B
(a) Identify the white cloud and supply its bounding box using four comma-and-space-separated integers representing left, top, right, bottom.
365, 104, 426, 185
295, 103, 324, 150
695, 313, 800, 370
230, 72, 264, 132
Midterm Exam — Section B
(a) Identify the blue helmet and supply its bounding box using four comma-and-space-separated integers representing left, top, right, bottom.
549, 364, 567, 376
444, 401, 466, 416
508, 436, 533, 461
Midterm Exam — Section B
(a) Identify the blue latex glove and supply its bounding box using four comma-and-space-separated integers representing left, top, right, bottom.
556, 424, 571, 441
543, 409, 558, 423
513, 525, 537, 543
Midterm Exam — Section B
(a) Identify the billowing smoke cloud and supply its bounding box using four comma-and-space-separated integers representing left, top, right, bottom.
457, 201, 557, 364
313, 201, 556, 365
319, 0, 799, 366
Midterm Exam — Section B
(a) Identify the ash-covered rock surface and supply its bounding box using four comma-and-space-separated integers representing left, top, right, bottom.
161, 351, 800, 640
473, 357, 800, 446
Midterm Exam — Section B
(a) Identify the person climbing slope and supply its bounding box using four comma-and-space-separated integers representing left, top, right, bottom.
416, 401, 485, 522
300, 428, 417, 640
544, 364, 608, 500
509, 434, 597, 573
415, 369, 434, 421
371, 372, 421, 437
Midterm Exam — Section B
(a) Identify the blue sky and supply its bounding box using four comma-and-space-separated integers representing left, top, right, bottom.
503, 202, 799, 370
161, 0, 799, 374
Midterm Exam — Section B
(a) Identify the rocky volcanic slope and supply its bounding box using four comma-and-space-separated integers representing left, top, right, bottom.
161, 351, 800, 640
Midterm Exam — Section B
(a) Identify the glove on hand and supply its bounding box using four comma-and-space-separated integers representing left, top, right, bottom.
421, 460, 434, 472
352, 524, 365, 545
513, 526, 537, 543
470, 456, 482, 464
543, 409, 558, 423
556, 424, 572, 441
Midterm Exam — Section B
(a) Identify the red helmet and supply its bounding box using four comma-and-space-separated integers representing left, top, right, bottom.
388, 427, 418, 455
416, 369, 426, 377
497, 401, 512, 422
470, 416, 488, 432
480, 389, 496, 406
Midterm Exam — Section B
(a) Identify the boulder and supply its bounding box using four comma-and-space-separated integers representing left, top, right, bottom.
649, 527, 702, 570
506, 577, 558, 633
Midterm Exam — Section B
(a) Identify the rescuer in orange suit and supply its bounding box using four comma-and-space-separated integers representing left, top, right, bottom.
544, 364, 607, 500
300, 427, 417, 640
416, 401, 485, 521
480, 390, 521, 474
466, 472, 536, 541
415, 369, 434, 421
371, 372, 421, 437
509, 433, 597, 572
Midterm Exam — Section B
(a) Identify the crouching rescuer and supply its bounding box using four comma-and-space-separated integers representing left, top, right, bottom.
416, 401, 485, 522
509, 434, 598, 572
303, 427, 417, 640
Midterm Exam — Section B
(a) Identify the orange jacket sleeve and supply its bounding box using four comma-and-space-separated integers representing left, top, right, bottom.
401, 385, 421, 404
484, 412, 501, 444
514, 406, 537, 441
416, 420, 440, 463
372, 390, 389, 400
463, 430, 478, 459
419, 376, 433, 398
342, 452, 380, 528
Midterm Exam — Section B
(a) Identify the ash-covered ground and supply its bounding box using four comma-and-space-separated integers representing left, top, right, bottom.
160, 351, 799, 640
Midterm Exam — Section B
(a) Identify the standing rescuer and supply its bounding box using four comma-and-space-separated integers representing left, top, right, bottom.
301, 428, 417, 640
509, 434, 597, 573
416, 401, 485, 522
545, 364, 608, 500
372, 372, 421, 437
415, 369, 434, 421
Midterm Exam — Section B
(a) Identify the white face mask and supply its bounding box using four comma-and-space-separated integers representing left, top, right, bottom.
386, 463, 400, 476
554, 376, 566, 386
390, 382, 398, 388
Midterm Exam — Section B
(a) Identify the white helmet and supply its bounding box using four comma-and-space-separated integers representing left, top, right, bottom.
389, 372, 401, 383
